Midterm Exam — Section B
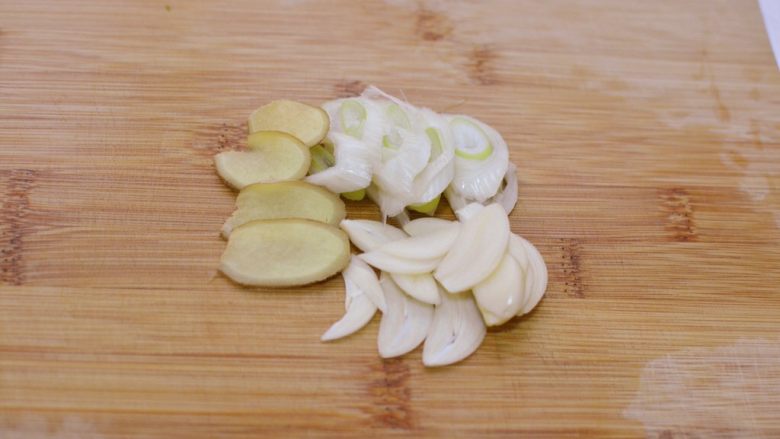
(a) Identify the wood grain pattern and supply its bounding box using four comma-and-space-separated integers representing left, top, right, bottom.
1, 0, 780, 437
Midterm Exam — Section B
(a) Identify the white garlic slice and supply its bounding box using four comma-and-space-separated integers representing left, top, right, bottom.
377, 272, 434, 358
376, 222, 459, 260
454, 202, 485, 222
403, 217, 455, 236
423, 287, 486, 367
339, 219, 406, 252
435, 203, 509, 293
321, 273, 378, 342
472, 252, 524, 326
359, 251, 440, 274
391, 272, 440, 305
508, 234, 530, 272
343, 255, 386, 312
517, 236, 548, 315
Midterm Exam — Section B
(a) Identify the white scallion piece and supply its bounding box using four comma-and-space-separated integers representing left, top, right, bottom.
446, 114, 509, 203
305, 132, 377, 193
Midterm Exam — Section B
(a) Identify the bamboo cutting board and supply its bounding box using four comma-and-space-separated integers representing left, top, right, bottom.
1, 0, 779, 437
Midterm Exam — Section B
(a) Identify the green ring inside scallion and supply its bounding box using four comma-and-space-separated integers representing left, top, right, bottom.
339, 100, 367, 139
382, 104, 411, 151
425, 127, 444, 161
308, 144, 336, 174
450, 117, 494, 161
382, 130, 402, 150
408, 194, 441, 215
341, 189, 366, 201
386, 103, 411, 130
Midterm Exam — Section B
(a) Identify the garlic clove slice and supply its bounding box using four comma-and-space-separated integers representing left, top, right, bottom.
359, 251, 440, 274
376, 223, 459, 260
423, 287, 486, 367
435, 203, 509, 293
454, 202, 485, 222
377, 272, 434, 358
339, 219, 407, 252
391, 272, 441, 305
344, 255, 386, 312
403, 217, 456, 237
508, 234, 531, 272
321, 276, 378, 342
508, 234, 533, 312
472, 252, 524, 326
517, 237, 548, 315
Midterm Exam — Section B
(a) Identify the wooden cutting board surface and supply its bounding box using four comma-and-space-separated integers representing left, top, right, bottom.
1, 0, 779, 437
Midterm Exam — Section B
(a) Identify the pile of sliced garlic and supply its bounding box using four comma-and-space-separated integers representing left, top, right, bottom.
323, 203, 547, 367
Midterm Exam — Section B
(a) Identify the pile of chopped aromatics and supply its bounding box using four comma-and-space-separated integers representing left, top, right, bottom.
214, 86, 547, 367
